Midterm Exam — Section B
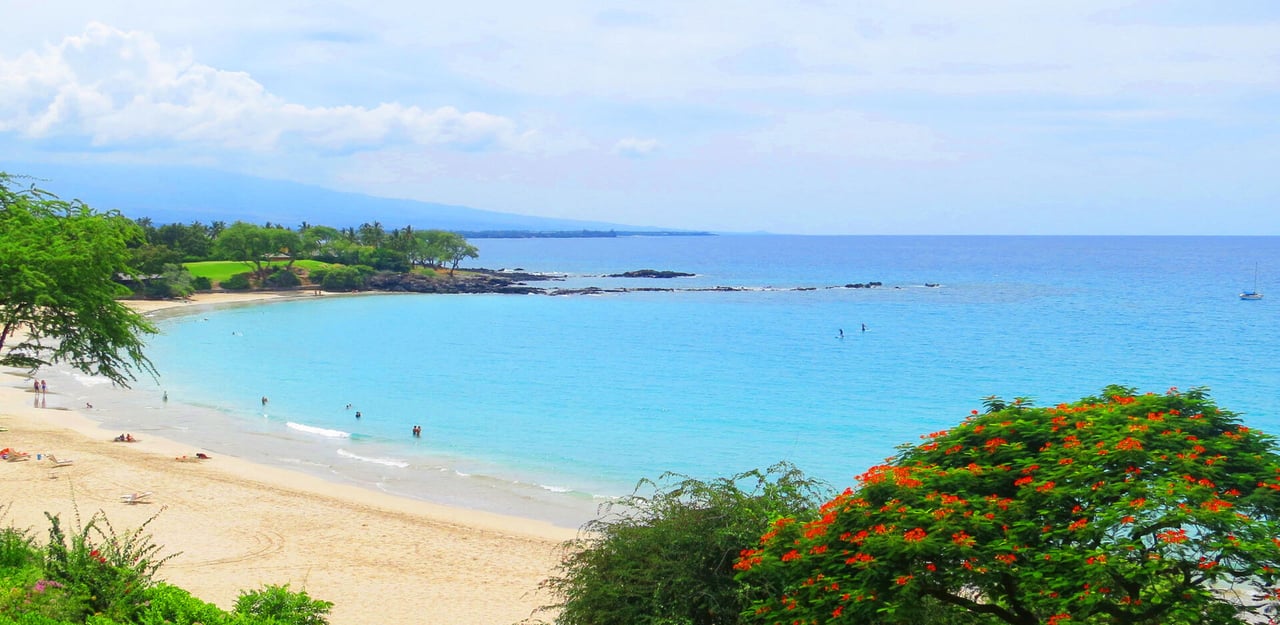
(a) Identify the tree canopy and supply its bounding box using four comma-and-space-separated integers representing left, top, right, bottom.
0, 173, 157, 386
738, 386, 1280, 625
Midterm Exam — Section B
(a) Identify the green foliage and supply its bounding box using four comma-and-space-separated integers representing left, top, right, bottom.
264, 268, 301, 288
234, 584, 332, 625
0, 506, 333, 625
0, 512, 36, 570
221, 273, 253, 291
305, 266, 328, 285
213, 222, 302, 281
319, 265, 363, 291
0, 570, 85, 622
0, 172, 158, 386
543, 462, 832, 625
135, 583, 234, 625
43, 507, 179, 622
739, 386, 1280, 625
192, 275, 212, 291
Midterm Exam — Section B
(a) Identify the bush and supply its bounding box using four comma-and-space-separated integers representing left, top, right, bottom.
541, 462, 831, 625
234, 584, 332, 625
320, 265, 362, 292
192, 275, 212, 291
305, 267, 328, 285
220, 272, 252, 291
43, 508, 178, 622
0, 525, 36, 570
136, 583, 232, 625
264, 268, 301, 288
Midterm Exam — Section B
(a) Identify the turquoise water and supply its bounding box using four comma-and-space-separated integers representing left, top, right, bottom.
58, 236, 1280, 527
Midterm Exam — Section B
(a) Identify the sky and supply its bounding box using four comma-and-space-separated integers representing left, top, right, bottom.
2, 1, 1279, 234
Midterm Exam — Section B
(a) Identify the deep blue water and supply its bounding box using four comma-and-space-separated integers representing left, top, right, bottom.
61, 235, 1280, 526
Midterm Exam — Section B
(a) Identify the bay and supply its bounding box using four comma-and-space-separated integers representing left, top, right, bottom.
58, 235, 1280, 527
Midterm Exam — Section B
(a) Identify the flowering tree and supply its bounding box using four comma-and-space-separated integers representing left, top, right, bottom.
738, 386, 1280, 625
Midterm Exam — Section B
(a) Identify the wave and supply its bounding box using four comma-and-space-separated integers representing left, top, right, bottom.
286, 421, 351, 438
70, 373, 113, 387
337, 448, 409, 468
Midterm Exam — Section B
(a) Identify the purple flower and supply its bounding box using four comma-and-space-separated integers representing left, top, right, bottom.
32, 580, 63, 593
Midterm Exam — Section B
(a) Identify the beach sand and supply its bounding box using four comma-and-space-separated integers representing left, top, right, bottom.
1, 292, 577, 624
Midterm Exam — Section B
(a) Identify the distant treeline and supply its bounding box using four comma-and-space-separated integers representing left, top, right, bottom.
456, 230, 715, 239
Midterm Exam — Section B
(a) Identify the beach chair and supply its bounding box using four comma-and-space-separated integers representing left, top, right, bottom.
120, 492, 153, 505
47, 455, 74, 467
5, 452, 30, 462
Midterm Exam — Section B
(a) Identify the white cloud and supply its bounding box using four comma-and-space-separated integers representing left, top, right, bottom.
0, 22, 529, 154
613, 137, 659, 157
748, 110, 957, 163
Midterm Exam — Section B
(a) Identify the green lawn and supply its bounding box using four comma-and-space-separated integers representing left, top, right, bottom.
184, 260, 332, 284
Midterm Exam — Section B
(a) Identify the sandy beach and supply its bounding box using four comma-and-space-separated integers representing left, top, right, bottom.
1, 292, 577, 624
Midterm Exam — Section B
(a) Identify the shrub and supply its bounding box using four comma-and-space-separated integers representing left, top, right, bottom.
542, 462, 831, 625
0, 572, 85, 622
192, 275, 212, 291
264, 268, 301, 288
136, 583, 232, 625
234, 584, 332, 625
220, 272, 252, 291
739, 386, 1280, 625
320, 265, 362, 292
305, 267, 328, 285
43, 508, 178, 622
0, 525, 36, 570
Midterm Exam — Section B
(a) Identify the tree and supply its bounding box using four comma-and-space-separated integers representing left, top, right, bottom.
542, 462, 832, 625
213, 222, 300, 282
214, 221, 276, 281
739, 386, 1280, 625
0, 173, 157, 386
417, 230, 478, 276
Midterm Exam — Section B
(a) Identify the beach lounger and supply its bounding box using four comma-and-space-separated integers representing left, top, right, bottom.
5, 452, 30, 462
47, 455, 74, 467
120, 492, 153, 505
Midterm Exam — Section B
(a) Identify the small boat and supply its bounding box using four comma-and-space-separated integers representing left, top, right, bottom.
1241, 263, 1263, 300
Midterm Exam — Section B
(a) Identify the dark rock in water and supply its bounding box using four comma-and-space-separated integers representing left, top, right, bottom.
843, 282, 883, 289
925, 283, 940, 287
607, 269, 696, 278
365, 271, 544, 295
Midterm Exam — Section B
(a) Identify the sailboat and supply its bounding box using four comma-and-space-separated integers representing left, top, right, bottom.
1240, 263, 1263, 300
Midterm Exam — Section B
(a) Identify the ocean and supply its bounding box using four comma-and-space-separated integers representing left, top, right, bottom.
47, 235, 1280, 528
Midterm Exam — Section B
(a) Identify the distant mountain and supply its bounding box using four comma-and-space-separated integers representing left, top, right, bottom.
2, 162, 647, 232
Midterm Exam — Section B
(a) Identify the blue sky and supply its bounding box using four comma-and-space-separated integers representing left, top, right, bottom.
2, 1, 1278, 234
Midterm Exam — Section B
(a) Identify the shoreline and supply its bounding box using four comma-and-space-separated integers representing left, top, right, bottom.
2, 291, 577, 624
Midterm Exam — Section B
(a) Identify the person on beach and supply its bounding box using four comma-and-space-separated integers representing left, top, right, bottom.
355, 411, 362, 419
412, 425, 421, 437
261, 396, 268, 405
40, 380, 47, 394
33, 380, 39, 394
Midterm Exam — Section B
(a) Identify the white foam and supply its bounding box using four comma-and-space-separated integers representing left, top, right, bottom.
286, 421, 350, 438
70, 373, 112, 387
337, 448, 409, 468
